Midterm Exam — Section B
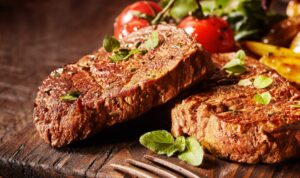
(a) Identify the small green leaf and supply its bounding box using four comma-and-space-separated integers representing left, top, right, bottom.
170, 0, 199, 21
238, 78, 252, 86
109, 48, 147, 63
103, 35, 120, 52
223, 50, 247, 75
109, 49, 130, 63
253, 92, 272, 105
60, 91, 80, 101
143, 31, 159, 50
253, 75, 273, 89
166, 136, 186, 157
178, 137, 204, 166
139, 130, 175, 155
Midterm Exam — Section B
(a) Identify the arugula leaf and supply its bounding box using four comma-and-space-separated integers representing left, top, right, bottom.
60, 91, 81, 101
139, 130, 176, 155
103, 36, 120, 52
253, 75, 273, 89
143, 31, 159, 50
223, 50, 246, 75
178, 137, 204, 166
238, 78, 252, 86
253, 92, 272, 105
170, 0, 200, 21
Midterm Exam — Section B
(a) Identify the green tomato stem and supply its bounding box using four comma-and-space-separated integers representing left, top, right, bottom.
151, 0, 176, 25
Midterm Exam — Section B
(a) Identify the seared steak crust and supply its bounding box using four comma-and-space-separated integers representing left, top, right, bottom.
34, 25, 211, 147
172, 53, 300, 163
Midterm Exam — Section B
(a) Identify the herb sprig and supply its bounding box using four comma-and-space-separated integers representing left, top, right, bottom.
223, 50, 247, 75
253, 91, 272, 105
140, 130, 204, 166
60, 91, 81, 101
102, 36, 148, 63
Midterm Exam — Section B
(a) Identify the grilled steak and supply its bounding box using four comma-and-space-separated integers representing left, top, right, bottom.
172, 53, 300, 163
34, 25, 212, 147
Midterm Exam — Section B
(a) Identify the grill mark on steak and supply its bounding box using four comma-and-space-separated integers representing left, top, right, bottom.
34, 25, 212, 147
172, 53, 300, 163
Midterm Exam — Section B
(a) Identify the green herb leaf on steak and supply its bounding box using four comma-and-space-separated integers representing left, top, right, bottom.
253, 91, 272, 105
223, 50, 247, 75
109, 48, 147, 63
253, 75, 273, 89
143, 31, 160, 50
178, 137, 204, 166
238, 78, 252, 86
103, 35, 120, 53
60, 91, 81, 101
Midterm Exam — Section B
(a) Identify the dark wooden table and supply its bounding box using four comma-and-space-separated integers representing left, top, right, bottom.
0, 0, 299, 177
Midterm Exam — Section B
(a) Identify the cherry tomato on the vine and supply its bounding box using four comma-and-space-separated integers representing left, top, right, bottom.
114, 1, 162, 40
178, 16, 236, 53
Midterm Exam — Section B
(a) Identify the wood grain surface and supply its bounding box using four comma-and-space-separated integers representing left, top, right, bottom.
0, 0, 299, 178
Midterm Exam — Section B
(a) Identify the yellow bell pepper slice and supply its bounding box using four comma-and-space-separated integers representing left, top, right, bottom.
260, 55, 300, 83
243, 41, 300, 58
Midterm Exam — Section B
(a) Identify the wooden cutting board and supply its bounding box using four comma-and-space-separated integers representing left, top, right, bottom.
0, 0, 299, 177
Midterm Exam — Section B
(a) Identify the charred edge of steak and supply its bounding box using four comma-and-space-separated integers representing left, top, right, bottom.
171, 53, 300, 163
33, 25, 212, 147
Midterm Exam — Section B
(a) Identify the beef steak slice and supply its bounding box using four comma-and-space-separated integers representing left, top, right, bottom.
34, 25, 212, 147
172, 53, 300, 163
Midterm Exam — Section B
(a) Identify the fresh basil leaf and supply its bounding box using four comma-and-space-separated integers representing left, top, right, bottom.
178, 137, 204, 166
253, 92, 272, 105
103, 35, 120, 52
238, 78, 252, 86
253, 75, 273, 89
143, 31, 159, 50
60, 91, 81, 101
139, 130, 175, 155
170, 0, 199, 21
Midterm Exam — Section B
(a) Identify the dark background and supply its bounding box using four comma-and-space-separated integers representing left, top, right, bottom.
0, 0, 137, 145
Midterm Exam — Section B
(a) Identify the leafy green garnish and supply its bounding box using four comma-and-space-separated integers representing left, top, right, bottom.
253, 75, 273, 89
178, 137, 204, 166
60, 91, 81, 101
223, 50, 246, 75
109, 48, 147, 63
170, 0, 200, 21
103, 35, 120, 53
143, 31, 160, 50
253, 92, 272, 105
238, 78, 252, 86
140, 130, 204, 166
139, 130, 185, 156
200, 0, 285, 41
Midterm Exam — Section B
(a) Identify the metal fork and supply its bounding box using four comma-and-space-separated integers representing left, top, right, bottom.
111, 155, 201, 178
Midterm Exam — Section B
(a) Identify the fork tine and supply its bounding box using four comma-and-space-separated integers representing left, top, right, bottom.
126, 159, 182, 178
144, 155, 201, 178
111, 163, 160, 178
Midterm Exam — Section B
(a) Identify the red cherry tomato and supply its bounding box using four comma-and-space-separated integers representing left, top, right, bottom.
178, 16, 236, 53
114, 1, 162, 40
